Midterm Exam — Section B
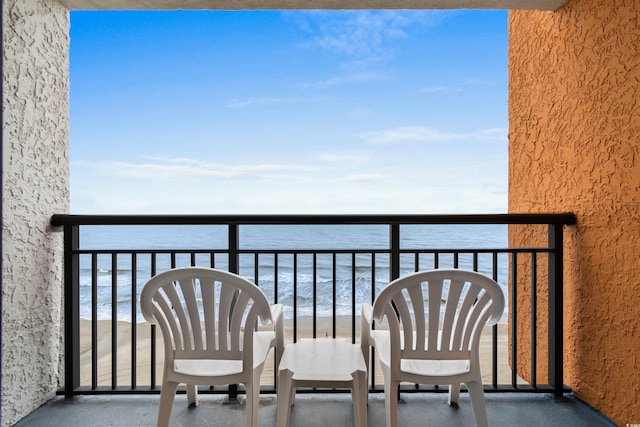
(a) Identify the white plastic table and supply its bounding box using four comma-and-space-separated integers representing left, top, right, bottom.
276, 338, 367, 427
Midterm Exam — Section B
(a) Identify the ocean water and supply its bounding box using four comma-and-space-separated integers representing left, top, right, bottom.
78, 224, 509, 322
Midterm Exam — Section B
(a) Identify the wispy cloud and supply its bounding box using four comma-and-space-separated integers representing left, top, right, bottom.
343, 173, 384, 182
314, 150, 372, 163
298, 71, 389, 89
418, 78, 492, 95
78, 156, 310, 179
286, 10, 445, 59
418, 86, 449, 94
362, 126, 507, 144
225, 97, 292, 108
346, 107, 371, 118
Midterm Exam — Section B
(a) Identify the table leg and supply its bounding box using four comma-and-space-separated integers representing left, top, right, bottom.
352, 370, 368, 427
277, 369, 294, 427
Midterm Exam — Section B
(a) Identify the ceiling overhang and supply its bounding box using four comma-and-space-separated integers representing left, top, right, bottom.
60, 0, 568, 11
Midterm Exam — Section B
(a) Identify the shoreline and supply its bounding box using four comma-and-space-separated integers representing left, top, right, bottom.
79, 317, 513, 387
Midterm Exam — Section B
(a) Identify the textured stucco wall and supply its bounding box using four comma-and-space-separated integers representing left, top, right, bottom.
509, 0, 640, 424
2, 0, 70, 425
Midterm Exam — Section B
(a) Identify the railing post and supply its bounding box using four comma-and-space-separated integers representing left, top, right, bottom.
227, 223, 240, 403
64, 224, 80, 398
548, 223, 564, 397
390, 223, 400, 281
229, 223, 239, 274
389, 223, 401, 401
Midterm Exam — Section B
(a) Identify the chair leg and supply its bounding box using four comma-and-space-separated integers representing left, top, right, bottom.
360, 338, 370, 405
448, 383, 461, 407
157, 381, 179, 427
289, 385, 296, 406
383, 376, 399, 427
187, 384, 199, 408
466, 380, 489, 427
245, 376, 261, 427
352, 370, 368, 427
277, 369, 294, 427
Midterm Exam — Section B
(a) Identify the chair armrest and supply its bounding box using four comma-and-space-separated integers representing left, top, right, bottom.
362, 303, 373, 327
270, 304, 285, 369
360, 303, 374, 371
270, 303, 284, 325
361, 303, 374, 342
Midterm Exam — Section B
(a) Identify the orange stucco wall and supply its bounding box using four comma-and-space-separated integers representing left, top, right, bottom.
508, 0, 640, 424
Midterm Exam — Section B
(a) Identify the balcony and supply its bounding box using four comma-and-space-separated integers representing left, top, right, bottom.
15, 392, 613, 426
19, 213, 612, 426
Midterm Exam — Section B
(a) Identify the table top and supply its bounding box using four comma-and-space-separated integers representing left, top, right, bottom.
278, 338, 367, 382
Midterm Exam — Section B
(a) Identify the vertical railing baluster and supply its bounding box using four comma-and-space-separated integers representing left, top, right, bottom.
272, 253, 279, 388
91, 253, 98, 389
274, 253, 279, 305
492, 251, 499, 389
370, 252, 377, 389
351, 253, 358, 343
64, 224, 80, 398
332, 253, 337, 339
313, 253, 318, 338
511, 252, 518, 388
131, 253, 137, 389
253, 253, 259, 285
531, 252, 537, 388
351, 252, 356, 341
293, 254, 298, 343
368, 253, 376, 344
548, 223, 564, 397
111, 254, 118, 390
150, 253, 157, 390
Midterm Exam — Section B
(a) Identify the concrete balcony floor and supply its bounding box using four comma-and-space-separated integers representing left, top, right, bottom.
14, 392, 615, 427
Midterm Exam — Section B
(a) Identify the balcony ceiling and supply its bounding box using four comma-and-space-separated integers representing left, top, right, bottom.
61, 0, 567, 11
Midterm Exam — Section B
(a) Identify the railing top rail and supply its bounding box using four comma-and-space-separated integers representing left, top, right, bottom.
50, 213, 577, 227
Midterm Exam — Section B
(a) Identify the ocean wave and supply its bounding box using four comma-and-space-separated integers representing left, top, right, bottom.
77, 224, 510, 322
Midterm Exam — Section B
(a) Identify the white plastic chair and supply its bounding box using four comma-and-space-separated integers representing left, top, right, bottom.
140, 267, 284, 427
361, 269, 505, 427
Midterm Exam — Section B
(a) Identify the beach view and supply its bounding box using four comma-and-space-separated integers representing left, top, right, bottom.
75, 222, 517, 388
69, 9, 511, 390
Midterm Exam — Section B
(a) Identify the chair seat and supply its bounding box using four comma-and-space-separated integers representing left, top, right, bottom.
372, 331, 471, 377
175, 359, 243, 377
174, 330, 276, 376
401, 359, 470, 377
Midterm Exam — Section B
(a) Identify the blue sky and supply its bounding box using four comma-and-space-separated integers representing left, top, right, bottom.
69, 9, 508, 214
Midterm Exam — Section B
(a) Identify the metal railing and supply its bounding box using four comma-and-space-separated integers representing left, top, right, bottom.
50, 213, 576, 400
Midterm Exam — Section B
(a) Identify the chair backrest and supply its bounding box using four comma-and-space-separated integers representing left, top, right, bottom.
371, 269, 505, 363
140, 267, 273, 365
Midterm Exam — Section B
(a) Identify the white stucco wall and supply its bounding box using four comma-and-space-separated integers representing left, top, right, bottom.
2, 0, 69, 425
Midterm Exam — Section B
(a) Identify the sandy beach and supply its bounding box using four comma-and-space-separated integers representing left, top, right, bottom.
79, 317, 514, 388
